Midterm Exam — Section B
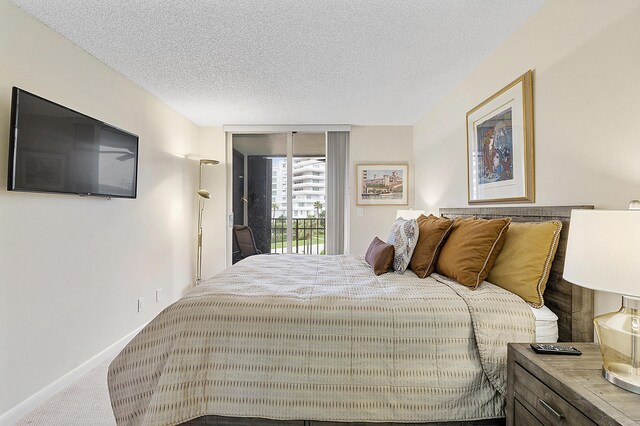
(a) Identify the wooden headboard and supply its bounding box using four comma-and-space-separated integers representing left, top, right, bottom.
440, 206, 594, 342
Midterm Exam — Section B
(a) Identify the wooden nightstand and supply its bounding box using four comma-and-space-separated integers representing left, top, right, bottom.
506, 343, 640, 425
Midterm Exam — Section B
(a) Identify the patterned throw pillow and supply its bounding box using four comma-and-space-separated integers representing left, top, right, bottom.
386, 218, 419, 272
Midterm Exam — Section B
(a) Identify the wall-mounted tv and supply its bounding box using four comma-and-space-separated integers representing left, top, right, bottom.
8, 87, 139, 199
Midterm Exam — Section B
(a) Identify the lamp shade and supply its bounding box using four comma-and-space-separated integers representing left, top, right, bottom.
396, 209, 425, 220
200, 159, 219, 166
563, 209, 640, 297
197, 189, 211, 199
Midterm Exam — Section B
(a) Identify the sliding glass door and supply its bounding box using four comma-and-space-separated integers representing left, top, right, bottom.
232, 132, 326, 259
289, 135, 326, 254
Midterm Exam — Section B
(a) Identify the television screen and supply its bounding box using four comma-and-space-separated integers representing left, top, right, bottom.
8, 87, 139, 198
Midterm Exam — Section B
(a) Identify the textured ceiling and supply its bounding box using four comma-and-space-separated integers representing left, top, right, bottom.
10, 0, 545, 126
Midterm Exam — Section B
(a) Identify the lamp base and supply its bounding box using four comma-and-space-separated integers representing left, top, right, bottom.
595, 296, 640, 395
603, 368, 640, 394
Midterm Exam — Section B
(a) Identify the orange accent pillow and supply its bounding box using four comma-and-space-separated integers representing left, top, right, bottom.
410, 214, 454, 278
364, 237, 395, 275
435, 217, 512, 288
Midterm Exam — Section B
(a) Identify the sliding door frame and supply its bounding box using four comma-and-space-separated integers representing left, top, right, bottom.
224, 125, 351, 267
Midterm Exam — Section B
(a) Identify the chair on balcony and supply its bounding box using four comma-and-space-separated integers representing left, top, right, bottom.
233, 225, 261, 262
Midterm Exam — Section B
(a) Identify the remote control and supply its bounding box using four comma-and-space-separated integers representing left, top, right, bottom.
530, 343, 582, 355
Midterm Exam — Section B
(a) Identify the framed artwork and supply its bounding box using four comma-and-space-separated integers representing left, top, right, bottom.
356, 164, 408, 206
466, 70, 534, 203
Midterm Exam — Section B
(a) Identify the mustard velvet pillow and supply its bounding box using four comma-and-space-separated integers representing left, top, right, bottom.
364, 237, 395, 276
486, 221, 562, 308
436, 217, 511, 288
410, 214, 455, 278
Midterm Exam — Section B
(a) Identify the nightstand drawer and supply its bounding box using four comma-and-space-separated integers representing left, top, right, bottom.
514, 400, 543, 426
514, 363, 596, 426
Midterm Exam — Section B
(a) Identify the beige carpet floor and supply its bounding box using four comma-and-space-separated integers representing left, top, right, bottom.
15, 358, 116, 425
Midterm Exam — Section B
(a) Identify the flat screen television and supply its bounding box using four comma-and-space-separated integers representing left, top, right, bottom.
8, 87, 139, 198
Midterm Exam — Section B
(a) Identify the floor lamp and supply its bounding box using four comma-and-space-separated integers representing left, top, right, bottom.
196, 159, 219, 285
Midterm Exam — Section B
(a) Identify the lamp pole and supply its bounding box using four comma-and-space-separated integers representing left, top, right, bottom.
196, 159, 219, 285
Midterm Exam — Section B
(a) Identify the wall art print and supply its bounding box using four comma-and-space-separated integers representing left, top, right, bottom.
356, 164, 408, 206
466, 70, 534, 203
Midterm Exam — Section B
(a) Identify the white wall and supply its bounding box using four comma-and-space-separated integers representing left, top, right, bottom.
349, 126, 414, 256
0, 0, 225, 417
413, 0, 640, 315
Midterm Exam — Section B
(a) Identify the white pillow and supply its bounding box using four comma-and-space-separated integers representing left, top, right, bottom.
387, 218, 419, 272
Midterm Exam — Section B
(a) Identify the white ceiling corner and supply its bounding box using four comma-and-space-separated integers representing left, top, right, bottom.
9, 0, 545, 126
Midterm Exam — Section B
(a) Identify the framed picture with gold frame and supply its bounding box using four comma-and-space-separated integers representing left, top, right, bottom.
466, 70, 534, 204
356, 164, 408, 206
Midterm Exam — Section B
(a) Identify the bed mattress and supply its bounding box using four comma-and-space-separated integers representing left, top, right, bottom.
530, 304, 559, 343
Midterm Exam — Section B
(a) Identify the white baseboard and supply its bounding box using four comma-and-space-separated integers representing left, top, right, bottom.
0, 323, 147, 426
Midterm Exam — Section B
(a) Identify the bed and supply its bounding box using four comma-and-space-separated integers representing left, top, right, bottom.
108, 206, 594, 426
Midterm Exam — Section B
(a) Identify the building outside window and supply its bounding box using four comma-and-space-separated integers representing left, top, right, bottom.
271, 157, 325, 219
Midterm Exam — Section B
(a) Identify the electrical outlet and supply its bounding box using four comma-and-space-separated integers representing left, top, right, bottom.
357, 207, 364, 217
137, 297, 144, 312
156, 288, 162, 302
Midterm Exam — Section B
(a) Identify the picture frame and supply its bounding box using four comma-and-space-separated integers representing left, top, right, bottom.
466, 70, 534, 204
356, 164, 408, 206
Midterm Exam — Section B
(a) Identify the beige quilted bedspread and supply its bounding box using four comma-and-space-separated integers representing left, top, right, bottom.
108, 254, 534, 425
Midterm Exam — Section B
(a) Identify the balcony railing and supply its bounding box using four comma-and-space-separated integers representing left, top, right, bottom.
270, 217, 325, 255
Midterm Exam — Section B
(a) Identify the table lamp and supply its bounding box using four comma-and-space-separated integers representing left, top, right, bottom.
563, 206, 640, 394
